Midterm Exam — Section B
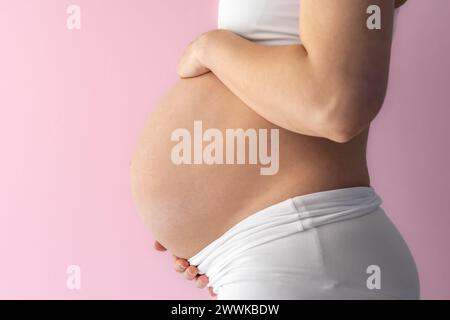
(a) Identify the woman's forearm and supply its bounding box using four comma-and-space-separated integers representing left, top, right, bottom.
197, 30, 332, 139
192, 1, 395, 143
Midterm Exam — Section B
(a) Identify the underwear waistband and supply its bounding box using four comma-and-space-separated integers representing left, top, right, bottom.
188, 186, 382, 266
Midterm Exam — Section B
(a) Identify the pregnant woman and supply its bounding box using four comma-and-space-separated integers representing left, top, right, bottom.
131, 0, 420, 299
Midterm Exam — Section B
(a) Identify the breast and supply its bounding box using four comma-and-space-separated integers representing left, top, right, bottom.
218, 0, 301, 45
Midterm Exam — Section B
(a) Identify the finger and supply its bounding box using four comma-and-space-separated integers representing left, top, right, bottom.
174, 259, 189, 272
208, 287, 217, 298
153, 241, 167, 251
195, 275, 209, 289
183, 265, 198, 280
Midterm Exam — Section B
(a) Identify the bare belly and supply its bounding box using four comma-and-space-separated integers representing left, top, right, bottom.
130, 72, 370, 259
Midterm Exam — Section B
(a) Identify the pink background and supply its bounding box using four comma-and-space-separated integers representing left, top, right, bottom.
0, 0, 449, 299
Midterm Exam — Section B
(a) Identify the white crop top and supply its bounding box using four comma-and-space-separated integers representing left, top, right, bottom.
218, 0, 301, 46
218, 0, 401, 46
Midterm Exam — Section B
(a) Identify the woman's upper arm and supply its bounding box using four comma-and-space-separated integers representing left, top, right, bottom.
299, 0, 396, 139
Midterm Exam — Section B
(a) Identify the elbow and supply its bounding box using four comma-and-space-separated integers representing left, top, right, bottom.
326, 124, 360, 144
318, 91, 384, 144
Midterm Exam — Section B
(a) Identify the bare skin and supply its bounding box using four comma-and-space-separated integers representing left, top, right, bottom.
134, 67, 370, 297
132, 0, 408, 295
153, 241, 216, 297
132, 72, 371, 259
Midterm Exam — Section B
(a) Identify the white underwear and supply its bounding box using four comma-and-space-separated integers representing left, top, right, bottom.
187, 186, 420, 300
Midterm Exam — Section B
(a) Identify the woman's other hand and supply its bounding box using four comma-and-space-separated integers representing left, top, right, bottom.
153, 241, 216, 298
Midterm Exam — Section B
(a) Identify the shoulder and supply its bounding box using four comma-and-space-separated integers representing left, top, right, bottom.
395, 0, 408, 9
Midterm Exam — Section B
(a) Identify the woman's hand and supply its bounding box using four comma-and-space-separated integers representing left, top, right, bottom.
153, 241, 217, 298
176, 32, 212, 78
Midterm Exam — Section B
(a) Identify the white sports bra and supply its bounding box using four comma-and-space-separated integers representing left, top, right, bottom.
218, 0, 401, 46
218, 0, 301, 45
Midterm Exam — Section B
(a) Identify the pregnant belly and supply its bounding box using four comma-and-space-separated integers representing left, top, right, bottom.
130, 73, 369, 259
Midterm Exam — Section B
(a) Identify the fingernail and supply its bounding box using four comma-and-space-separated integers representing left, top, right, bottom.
177, 264, 185, 271
177, 262, 188, 270
187, 268, 196, 276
